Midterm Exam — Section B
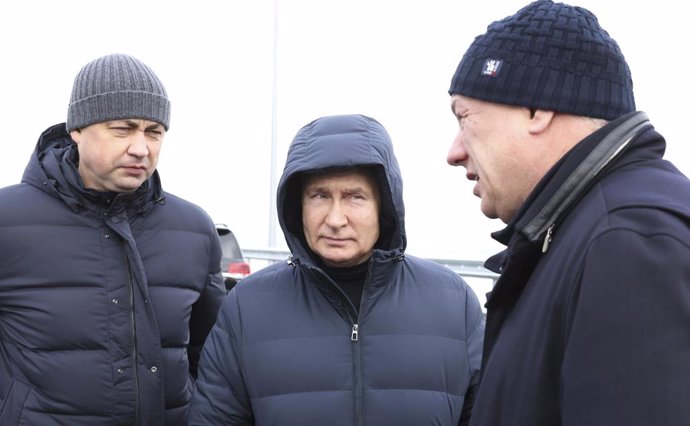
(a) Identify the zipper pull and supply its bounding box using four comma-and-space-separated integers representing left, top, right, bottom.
542, 224, 554, 253
351, 324, 359, 341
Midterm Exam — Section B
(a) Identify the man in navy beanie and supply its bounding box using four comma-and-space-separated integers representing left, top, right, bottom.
0, 54, 225, 425
446, 1, 690, 425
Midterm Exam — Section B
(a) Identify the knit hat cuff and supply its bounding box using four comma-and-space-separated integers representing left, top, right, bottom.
449, 57, 634, 120
67, 90, 171, 132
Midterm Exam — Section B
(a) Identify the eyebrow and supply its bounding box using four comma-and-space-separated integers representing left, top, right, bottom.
144, 123, 164, 131
116, 119, 163, 130
304, 184, 370, 194
451, 98, 464, 116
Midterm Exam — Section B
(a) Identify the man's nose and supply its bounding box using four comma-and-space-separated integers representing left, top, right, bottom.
127, 131, 150, 157
325, 201, 348, 227
447, 131, 468, 166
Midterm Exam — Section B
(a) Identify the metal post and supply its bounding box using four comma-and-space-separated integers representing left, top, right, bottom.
268, 0, 279, 247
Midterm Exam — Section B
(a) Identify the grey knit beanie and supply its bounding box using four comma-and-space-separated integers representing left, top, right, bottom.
449, 0, 635, 120
66, 54, 171, 132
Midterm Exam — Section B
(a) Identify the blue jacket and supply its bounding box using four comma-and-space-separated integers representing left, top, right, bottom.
190, 114, 484, 425
471, 112, 690, 425
0, 124, 226, 425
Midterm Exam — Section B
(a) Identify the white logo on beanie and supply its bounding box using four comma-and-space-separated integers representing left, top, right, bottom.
482, 59, 503, 77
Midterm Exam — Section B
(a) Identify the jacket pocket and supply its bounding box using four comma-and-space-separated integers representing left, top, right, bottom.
0, 377, 32, 425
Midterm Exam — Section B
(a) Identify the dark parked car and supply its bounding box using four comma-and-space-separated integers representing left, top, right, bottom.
215, 223, 251, 291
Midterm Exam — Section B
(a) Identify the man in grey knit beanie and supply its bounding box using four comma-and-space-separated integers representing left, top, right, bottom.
0, 53, 225, 425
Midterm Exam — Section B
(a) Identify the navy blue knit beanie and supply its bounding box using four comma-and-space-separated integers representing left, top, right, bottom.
449, 0, 635, 120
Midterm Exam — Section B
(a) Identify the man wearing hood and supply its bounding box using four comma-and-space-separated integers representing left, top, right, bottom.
189, 114, 484, 425
0, 54, 226, 425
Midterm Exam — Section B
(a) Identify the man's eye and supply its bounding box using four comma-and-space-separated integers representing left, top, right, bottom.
458, 115, 468, 129
111, 128, 133, 136
143, 129, 164, 140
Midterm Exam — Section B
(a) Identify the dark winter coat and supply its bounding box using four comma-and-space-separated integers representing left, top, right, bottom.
189, 114, 484, 426
470, 112, 690, 425
0, 124, 226, 425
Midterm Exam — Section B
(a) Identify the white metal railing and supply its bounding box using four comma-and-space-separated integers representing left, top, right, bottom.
242, 247, 497, 309
242, 247, 498, 281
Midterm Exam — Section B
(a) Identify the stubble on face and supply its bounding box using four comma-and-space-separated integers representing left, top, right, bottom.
450, 95, 539, 224
70, 120, 164, 192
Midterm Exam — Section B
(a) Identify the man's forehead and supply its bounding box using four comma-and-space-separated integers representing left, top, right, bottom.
303, 169, 378, 189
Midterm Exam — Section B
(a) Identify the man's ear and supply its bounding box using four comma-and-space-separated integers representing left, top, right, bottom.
528, 109, 555, 135
69, 129, 81, 143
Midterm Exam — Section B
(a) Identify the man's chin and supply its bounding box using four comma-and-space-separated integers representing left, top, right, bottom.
480, 202, 500, 221
113, 182, 143, 193
113, 178, 147, 193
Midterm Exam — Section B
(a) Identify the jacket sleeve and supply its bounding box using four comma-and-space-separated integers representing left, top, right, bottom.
188, 229, 226, 378
189, 289, 254, 425
561, 227, 690, 425
459, 283, 485, 426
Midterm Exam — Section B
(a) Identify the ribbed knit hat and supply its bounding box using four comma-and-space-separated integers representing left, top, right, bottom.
448, 0, 635, 120
66, 54, 171, 132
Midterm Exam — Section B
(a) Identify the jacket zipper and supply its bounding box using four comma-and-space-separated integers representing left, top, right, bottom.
351, 322, 363, 426
351, 324, 359, 341
124, 248, 140, 424
351, 258, 374, 426
542, 224, 554, 253
310, 261, 374, 426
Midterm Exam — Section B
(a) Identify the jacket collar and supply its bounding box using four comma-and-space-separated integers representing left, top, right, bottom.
22, 123, 164, 216
489, 112, 651, 259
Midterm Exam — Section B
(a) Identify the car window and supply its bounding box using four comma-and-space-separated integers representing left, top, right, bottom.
220, 232, 242, 259
219, 231, 243, 259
